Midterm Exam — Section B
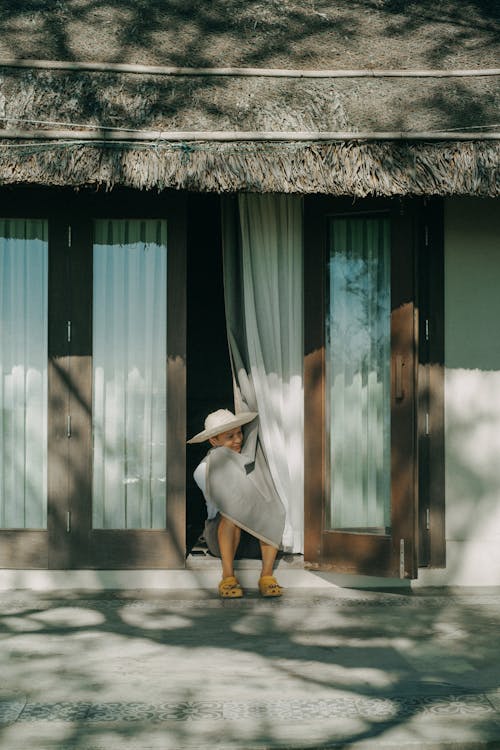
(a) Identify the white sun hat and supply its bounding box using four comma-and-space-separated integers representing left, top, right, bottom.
187, 408, 258, 444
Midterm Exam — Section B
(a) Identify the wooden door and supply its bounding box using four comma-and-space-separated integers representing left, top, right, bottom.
0, 188, 186, 569
304, 197, 418, 578
53, 192, 186, 569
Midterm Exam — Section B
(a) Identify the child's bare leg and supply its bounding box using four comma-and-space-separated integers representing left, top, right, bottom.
259, 541, 278, 578
258, 541, 282, 596
218, 516, 241, 579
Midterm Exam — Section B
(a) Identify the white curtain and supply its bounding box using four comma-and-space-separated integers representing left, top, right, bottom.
223, 194, 304, 553
92, 219, 167, 529
0, 219, 48, 529
327, 216, 391, 530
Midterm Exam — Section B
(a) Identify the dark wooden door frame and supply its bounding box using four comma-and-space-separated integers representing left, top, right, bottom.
0, 188, 445, 572
304, 196, 419, 579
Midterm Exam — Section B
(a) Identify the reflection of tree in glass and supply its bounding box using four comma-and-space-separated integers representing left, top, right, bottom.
328, 217, 390, 383
327, 217, 391, 530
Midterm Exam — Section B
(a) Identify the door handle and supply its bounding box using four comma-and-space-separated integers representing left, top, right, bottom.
395, 355, 404, 400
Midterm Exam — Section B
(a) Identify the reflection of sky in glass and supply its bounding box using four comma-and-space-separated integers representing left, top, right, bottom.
0, 220, 48, 529
92, 220, 167, 530
327, 217, 391, 531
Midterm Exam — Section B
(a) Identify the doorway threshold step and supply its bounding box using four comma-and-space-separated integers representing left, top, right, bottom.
185, 553, 306, 570
0, 565, 411, 591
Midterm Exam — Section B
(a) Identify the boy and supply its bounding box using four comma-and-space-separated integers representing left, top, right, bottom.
188, 409, 284, 598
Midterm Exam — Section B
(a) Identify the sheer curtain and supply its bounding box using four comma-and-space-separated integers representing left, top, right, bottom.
327, 216, 391, 531
223, 194, 304, 553
0, 219, 48, 529
92, 219, 167, 529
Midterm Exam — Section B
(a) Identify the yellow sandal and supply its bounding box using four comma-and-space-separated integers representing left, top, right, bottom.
218, 576, 243, 598
258, 575, 283, 598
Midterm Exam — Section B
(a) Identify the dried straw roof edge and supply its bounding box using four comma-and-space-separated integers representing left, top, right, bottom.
0, 140, 497, 196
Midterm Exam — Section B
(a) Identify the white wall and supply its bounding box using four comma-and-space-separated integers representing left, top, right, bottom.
418, 197, 500, 586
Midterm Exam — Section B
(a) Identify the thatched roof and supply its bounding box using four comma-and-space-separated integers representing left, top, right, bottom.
0, 1, 498, 195
1, 1, 498, 70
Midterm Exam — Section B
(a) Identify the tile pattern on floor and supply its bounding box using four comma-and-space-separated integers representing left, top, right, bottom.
0, 694, 497, 724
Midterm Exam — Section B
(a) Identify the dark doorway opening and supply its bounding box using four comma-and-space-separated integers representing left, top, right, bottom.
186, 194, 234, 553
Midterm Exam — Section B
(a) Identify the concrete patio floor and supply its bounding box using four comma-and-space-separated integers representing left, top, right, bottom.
1, 585, 500, 749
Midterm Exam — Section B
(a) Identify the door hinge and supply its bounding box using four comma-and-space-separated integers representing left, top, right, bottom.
68, 225, 72, 248
67, 415, 72, 438
424, 225, 429, 247
66, 511, 71, 533
395, 354, 404, 401
67, 320, 72, 343
399, 538, 405, 579
425, 318, 429, 342
425, 412, 430, 436
426, 508, 431, 531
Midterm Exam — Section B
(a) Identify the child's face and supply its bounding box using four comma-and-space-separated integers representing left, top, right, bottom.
209, 427, 243, 453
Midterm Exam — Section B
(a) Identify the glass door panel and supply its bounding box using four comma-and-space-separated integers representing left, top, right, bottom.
92, 219, 168, 530
0, 219, 48, 529
327, 216, 391, 533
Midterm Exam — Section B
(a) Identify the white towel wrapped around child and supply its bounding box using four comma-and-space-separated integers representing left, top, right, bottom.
205, 417, 285, 549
